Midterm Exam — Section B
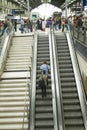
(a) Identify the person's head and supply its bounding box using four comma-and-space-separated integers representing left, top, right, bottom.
43, 61, 47, 64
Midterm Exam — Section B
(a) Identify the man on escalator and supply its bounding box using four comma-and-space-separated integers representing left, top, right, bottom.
39, 61, 50, 97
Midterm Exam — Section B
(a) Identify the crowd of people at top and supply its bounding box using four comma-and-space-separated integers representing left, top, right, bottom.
0, 13, 87, 36
35, 14, 87, 33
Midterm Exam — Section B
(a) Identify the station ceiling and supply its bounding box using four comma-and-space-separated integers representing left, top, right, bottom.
29, 0, 65, 9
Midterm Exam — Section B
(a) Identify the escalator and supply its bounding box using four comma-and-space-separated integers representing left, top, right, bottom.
54, 32, 86, 130
30, 33, 58, 130
35, 34, 54, 130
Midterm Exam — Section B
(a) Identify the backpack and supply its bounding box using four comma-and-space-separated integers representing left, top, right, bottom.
38, 74, 47, 88
38, 77, 45, 88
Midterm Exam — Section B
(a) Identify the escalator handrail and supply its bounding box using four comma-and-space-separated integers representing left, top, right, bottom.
66, 30, 87, 129
49, 28, 59, 130
51, 29, 65, 130
29, 31, 38, 130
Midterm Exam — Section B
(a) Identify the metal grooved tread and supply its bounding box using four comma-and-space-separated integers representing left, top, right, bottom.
35, 35, 54, 130
55, 34, 85, 130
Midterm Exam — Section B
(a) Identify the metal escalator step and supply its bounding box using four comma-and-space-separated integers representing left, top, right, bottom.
64, 112, 82, 118
37, 57, 50, 60
35, 128, 54, 130
62, 87, 77, 92
56, 40, 67, 46
37, 54, 50, 57
58, 60, 71, 64
59, 68, 73, 72
35, 120, 54, 128
61, 82, 76, 87
58, 56, 71, 60
37, 51, 49, 54
62, 93, 78, 98
65, 118, 84, 125
36, 100, 52, 106
56, 44, 68, 47
60, 72, 74, 77
38, 44, 49, 47
37, 61, 50, 65
36, 107, 53, 113
65, 126, 84, 130
57, 50, 69, 53
58, 53, 70, 57
37, 47, 49, 50
56, 39, 67, 42
35, 113, 53, 119
60, 77, 75, 82
64, 105, 81, 111
56, 40, 67, 42
63, 99, 79, 105
36, 95, 52, 100
38, 38, 48, 40
57, 47, 69, 50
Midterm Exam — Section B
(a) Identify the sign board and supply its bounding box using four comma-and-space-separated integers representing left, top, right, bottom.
12, 9, 24, 15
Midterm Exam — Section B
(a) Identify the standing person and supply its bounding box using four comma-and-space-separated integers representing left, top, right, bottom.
14, 20, 17, 32
20, 18, 24, 33
7, 19, 12, 34
42, 18, 46, 31
39, 61, 50, 97
40, 61, 50, 75
61, 17, 65, 32
40, 61, 50, 85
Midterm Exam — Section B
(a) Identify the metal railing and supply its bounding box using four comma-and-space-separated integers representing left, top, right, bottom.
0, 26, 14, 56
0, 26, 14, 77
49, 28, 59, 130
22, 64, 31, 130
29, 31, 38, 130
71, 25, 87, 46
